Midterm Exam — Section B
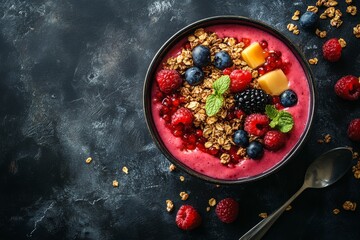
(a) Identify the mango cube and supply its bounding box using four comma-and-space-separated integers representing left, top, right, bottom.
241, 42, 266, 69
257, 69, 289, 96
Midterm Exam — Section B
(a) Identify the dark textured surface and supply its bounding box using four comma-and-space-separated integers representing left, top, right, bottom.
1, 0, 360, 239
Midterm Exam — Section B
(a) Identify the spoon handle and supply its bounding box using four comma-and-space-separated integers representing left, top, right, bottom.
239, 185, 307, 240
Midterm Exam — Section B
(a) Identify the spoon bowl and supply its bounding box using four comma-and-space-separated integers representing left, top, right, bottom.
240, 147, 353, 240
304, 147, 353, 189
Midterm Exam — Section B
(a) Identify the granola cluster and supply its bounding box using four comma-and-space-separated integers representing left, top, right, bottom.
163, 28, 261, 163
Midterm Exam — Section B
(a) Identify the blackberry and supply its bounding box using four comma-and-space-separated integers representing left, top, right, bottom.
234, 89, 270, 114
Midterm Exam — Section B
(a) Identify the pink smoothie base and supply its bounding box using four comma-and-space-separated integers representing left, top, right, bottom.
151, 24, 311, 181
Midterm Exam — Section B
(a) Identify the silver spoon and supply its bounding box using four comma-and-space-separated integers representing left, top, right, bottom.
239, 147, 353, 240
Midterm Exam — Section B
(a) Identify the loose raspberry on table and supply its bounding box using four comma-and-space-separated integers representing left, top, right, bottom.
156, 69, 182, 94
171, 107, 194, 126
229, 69, 253, 93
175, 205, 202, 230
334, 75, 360, 101
244, 113, 270, 137
348, 119, 360, 141
264, 130, 287, 151
215, 198, 239, 223
322, 38, 342, 62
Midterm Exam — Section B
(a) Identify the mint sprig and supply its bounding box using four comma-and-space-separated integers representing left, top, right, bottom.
205, 75, 230, 116
265, 105, 294, 133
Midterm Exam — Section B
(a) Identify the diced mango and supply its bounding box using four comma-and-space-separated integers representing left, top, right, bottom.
241, 42, 266, 69
257, 69, 289, 96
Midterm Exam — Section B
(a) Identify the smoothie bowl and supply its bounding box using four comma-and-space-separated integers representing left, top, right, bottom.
144, 16, 315, 184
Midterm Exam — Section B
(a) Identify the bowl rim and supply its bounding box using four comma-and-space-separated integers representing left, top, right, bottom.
143, 15, 316, 185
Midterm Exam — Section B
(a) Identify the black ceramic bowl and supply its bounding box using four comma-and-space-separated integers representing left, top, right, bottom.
143, 16, 315, 184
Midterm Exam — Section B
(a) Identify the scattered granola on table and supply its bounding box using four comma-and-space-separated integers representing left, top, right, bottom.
353, 24, 360, 38
292, 10, 301, 20
308, 58, 319, 65
317, 133, 332, 143
122, 166, 129, 174
338, 38, 346, 48
166, 199, 174, 212
333, 208, 340, 215
315, 28, 327, 38
259, 212, 268, 219
208, 198, 217, 207
342, 200, 357, 211
112, 180, 119, 187
169, 164, 176, 172
85, 157, 92, 164
180, 191, 189, 201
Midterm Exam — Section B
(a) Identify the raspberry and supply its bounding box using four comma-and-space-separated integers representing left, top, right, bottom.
215, 198, 239, 223
244, 113, 270, 137
175, 205, 202, 230
322, 38, 342, 62
223, 67, 234, 75
334, 75, 360, 101
348, 119, 360, 141
264, 130, 287, 151
171, 107, 194, 126
156, 69, 182, 94
229, 69, 252, 93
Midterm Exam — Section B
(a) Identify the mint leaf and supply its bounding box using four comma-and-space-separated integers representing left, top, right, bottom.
213, 75, 230, 95
265, 105, 279, 119
269, 119, 278, 128
277, 111, 294, 133
266, 105, 294, 133
205, 94, 223, 116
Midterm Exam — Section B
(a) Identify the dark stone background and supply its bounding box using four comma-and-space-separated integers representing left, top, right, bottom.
1, 0, 359, 239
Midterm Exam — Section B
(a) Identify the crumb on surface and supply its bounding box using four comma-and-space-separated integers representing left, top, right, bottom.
315, 28, 327, 38
206, 206, 211, 212
287, 23, 300, 35
307, 6, 319, 13
338, 38, 346, 48
169, 164, 176, 172
343, 201, 357, 211
85, 157, 92, 164
208, 198, 216, 207
292, 10, 301, 20
259, 212, 268, 218
317, 134, 331, 143
166, 199, 174, 212
346, 5, 357, 16
308, 58, 319, 65
353, 24, 360, 38
180, 191, 189, 201
112, 180, 119, 187
286, 205, 292, 211
352, 151, 360, 179
333, 208, 340, 214
179, 176, 185, 182
122, 166, 128, 174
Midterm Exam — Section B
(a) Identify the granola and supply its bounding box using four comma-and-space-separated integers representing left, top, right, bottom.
166, 199, 174, 212
342, 200, 357, 211
85, 157, 92, 164
353, 24, 360, 38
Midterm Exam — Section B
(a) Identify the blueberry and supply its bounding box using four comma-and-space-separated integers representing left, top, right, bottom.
246, 141, 264, 159
233, 130, 249, 147
280, 89, 298, 107
185, 67, 204, 86
299, 11, 318, 29
192, 45, 211, 67
214, 51, 232, 70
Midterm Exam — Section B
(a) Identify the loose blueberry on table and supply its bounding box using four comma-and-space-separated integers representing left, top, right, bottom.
154, 29, 298, 165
